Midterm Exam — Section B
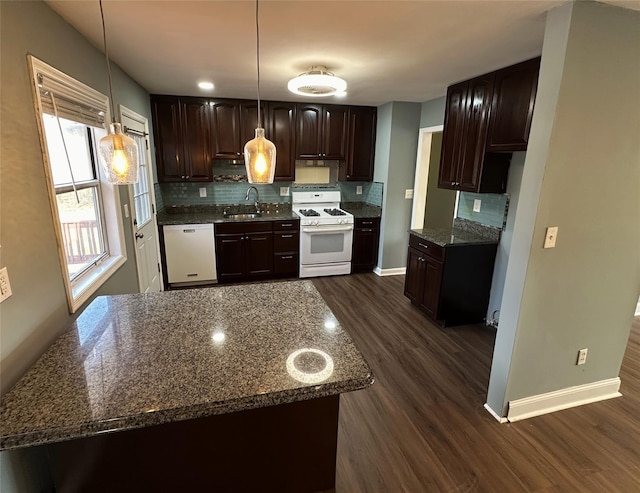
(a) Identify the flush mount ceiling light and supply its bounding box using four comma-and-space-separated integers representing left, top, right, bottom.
287, 66, 347, 97
244, 0, 276, 184
198, 81, 214, 90
97, 0, 139, 184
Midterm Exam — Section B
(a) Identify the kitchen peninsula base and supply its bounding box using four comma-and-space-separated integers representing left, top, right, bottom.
48, 395, 339, 492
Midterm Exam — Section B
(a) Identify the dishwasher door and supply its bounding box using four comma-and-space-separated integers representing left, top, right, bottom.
163, 224, 217, 284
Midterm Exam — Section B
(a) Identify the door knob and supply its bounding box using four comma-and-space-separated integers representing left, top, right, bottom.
135, 233, 144, 239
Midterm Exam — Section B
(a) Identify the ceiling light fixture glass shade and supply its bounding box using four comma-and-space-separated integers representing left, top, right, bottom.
288, 66, 347, 97
99, 122, 139, 184
98, 0, 139, 185
244, 128, 276, 183
244, 0, 276, 184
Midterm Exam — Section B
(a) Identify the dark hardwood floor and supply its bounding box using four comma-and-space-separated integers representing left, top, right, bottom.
313, 273, 640, 493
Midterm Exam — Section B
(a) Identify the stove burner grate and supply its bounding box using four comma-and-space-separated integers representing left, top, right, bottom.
298, 209, 320, 217
323, 208, 346, 216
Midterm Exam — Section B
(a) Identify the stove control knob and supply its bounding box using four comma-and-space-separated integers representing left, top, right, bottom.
314, 220, 319, 226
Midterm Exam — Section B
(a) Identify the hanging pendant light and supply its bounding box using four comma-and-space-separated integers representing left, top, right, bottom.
97, 0, 139, 184
244, 0, 276, 184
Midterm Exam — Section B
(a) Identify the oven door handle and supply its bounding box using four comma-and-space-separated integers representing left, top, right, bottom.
302, 226, 353, 233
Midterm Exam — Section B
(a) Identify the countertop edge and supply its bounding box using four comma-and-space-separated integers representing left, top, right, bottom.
0, 372, 374, 451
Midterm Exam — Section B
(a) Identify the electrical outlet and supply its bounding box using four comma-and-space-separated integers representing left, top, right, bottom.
0, 267, 13, 303
356, 186, 363, 195
577, 348, 588, 365
405, 189, 414, 199
544, 226, 559, 248
199, 187, 207, 198
280, 186, 290, 197
473, 199, 482, 212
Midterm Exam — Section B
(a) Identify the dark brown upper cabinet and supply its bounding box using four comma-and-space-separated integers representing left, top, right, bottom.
210, 100, 242, 159
438, 57, 540, 194
151, 96, 212, 182
487, 57, 541, 152
295, 104, 349, 160
267, 102, 296, 182
343, 106, 377, 182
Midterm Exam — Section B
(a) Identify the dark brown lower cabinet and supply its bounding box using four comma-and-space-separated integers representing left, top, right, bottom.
215, 222, 273, 283
404, 234, 497, 327
215, 219, 299, 283
352, 217, 381, 273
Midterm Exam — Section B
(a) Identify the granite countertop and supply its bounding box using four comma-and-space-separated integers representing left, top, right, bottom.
410, 218, 501, 247
0, 281, 373, 451
341, 202, 382, 218
156, 204, 298, 226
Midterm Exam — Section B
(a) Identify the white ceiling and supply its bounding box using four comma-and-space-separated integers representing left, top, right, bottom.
45, 0, 638, 106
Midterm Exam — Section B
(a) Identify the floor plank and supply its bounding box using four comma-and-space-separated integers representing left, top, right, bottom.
313, 273, 640, 492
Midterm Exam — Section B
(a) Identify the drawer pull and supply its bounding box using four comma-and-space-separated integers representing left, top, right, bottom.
281, 223, 293, 227
418, 242, 430, 249
281, 255, 293, 259
362, 228, 373, 232
362, 221, 373, 225
187, 273, 198, 277
281, 234, 293, 238
183, 229, 196, 233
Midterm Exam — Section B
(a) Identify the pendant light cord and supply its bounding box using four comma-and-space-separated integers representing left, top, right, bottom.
255, 0, 262, 128
99, 0, 116, 124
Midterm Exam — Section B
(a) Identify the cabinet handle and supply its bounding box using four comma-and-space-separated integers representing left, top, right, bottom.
281, 234, 293, 238
183, 229, 196, 233
187, 273, 198, 277
280, 223, 293, 227
418, 242, 429, 249
362, 228, 373, 232
186, 175, 190, 180
362, 221, 373, 225
182, 175, 186, 179
281, 255, 293, 259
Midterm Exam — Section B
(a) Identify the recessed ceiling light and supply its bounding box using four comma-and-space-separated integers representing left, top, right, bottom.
198, 81, 214, 90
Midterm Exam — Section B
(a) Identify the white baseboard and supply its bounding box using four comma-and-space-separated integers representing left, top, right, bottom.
373, 267, 406, 277
507, 377, 622, 422
635, 298, 640, 316
484, 403, 509, 423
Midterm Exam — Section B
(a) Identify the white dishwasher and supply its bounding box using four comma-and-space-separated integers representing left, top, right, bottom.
163, 224, 217, 285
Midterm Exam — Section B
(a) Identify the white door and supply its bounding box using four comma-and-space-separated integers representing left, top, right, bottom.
120, 105, 163, 293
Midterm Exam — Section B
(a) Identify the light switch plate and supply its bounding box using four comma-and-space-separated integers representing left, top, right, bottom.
405, 189, 414, 199
473, 199, 482, 212
544, 226, 559, 248
123, 204, 130, 218
280, 186, 290, 197
0, 267, 13, 303
356, 186, 363, 195
199, 187, 207, 198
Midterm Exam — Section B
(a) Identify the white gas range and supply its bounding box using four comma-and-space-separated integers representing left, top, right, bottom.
291, 191, 354, 278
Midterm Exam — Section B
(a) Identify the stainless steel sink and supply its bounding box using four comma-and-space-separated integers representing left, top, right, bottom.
223, 213, 262, 220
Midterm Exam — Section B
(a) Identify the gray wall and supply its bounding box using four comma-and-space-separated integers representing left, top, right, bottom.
423, 133, 456, 229
420, 96, 446, 128
1, 1, 151, 490
487, 1, 640, 415
374, 102, 422, 270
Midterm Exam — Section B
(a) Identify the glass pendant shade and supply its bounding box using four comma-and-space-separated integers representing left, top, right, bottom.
99, 122, 139, 184
244, 127, 276, 184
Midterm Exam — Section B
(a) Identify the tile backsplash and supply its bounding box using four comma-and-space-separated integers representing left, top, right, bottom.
339, 182, 384, 207
456, 192, 509, 229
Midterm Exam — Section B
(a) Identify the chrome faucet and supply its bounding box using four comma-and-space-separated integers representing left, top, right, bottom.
245, 186, 261, 213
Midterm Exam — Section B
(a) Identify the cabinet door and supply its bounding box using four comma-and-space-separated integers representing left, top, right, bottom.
457, 73, 494, 192
487, 57, 540, 152
404, 247, 425, 303
346, 106, 376, 181
352, 226, 379, 272
240, 101, 268, 147
245, 232, 273, 277
215, 233, 245, 282
296, 104, 323, 159
151, 96, 183, 182
211, 100, 242, 159
322, 105, 349, 160
419, 257, 443, 319
438, 81, 468, 190
181, 99, 212, 181
268, 102, 296, 181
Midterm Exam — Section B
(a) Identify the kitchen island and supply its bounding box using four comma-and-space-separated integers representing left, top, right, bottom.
0, 281, 373, 492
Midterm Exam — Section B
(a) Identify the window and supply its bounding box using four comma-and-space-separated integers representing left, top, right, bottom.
29, 56, 127, 312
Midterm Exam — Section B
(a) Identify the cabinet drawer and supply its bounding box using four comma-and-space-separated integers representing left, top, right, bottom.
273, 220, 299, 231
355, 217, 380, 229
274, 253, 298, 274
274, 231, 299, 252
409, 235, 444, 261
216, 221, 272, 235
